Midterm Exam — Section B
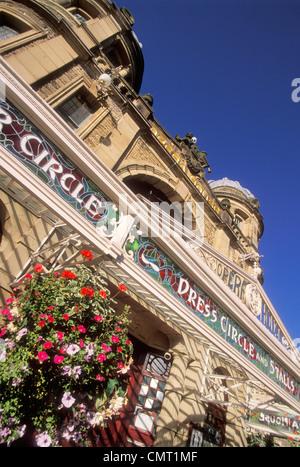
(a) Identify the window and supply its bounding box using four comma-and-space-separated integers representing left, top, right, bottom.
234, 215, 243, 229
0, 10, 45, 53
56, 94, 92, 130
132, 352, 171, 435
0, 25, 18, 41
68, 8, 92, 23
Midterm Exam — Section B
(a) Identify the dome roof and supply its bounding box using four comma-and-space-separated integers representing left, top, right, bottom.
208, 177, 256, 200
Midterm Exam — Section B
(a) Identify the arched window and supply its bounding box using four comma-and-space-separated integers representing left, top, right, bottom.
67, 1, 103, 22
0, 8, 44, 53
0, 24, 18, 41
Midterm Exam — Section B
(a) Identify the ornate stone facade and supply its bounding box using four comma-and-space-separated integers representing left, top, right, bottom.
0, 0, 298, 448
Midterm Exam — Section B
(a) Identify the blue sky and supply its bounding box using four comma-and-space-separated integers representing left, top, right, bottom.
119, 0, 300, 342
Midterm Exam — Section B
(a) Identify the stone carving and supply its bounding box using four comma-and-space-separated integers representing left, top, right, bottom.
245, 284, 262, 316
175, 132, 211, 175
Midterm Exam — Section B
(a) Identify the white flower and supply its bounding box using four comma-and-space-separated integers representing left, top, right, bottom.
85, 343, 95, 356
66, 344, 80, 355
12, 377, 21, 386
93, 412, 104, 426
9, 306, 19, 318
61, 392, 76, 408
17, 425, 26, 438
109, 397, 125, 413
62, 366, 72, 377
35, 432, 52, 447
16, 328, 27, 341
5, 339, 15, 349
73, 366, 82, 379
7, 323, 17, 333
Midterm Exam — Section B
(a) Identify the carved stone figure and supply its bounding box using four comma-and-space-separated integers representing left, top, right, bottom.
175, 132, 210, 175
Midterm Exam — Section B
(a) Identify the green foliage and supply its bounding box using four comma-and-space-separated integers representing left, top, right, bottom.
247, 432, 274, 447
0, 255, 133, 447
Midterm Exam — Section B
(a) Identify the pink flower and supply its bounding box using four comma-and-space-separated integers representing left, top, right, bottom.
43, 341, 52, 349
97, 353, 107, 363
54, 355, 64, 364
1, 309, 10, 315
94, 315, 103, 322
40, 314, 46, 319
118, 362, 124, 370
115, 327, 122, 333
111, 335, 119, 344
78, 325, 86, 333
96, 374, 104, 382
37, 351, 48, 362
79, 339, 85, 348
61, 392, 75, 408
5, 298, 14, 303
25, 274, 33, 280
57, 331, 64, 340
0, 328, 6, 338
47, 306, 55, 310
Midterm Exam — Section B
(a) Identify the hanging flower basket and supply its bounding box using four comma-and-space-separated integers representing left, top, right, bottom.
0, 251, 133, 447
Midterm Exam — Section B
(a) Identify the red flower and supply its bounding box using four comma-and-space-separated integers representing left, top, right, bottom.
118, 284, 127, 292
81, 250, 93, 260
62, 314, 69, 321
34, 264, 44, 273
111, 335, 119, 344
94, 315, 103, 322
54, 355, 64, 364
81, 286, 94, 298
39, 321, 46, 327
98, 290, 107, 299
43, 341, 52, 349
117, 347, 123, 352
57, 331, 64, 340
47, 315, 54, 323
61, 270, 76, 279
37, 351, 48, 362
78, 325, 86, 333
126, 340, 131, 345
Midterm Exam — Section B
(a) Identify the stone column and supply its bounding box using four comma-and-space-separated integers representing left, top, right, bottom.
154, 346, 190, 447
